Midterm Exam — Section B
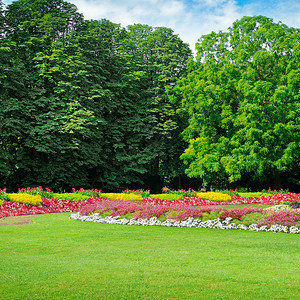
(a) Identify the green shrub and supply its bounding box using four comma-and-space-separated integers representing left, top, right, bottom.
201, 210, 222, 221
261, 189, 289, 194
51, 193, 90, 201
240, 213, 265, 226
158, 215, 167, 222
149, 194, 182, 201
99, 210, 113, 218
72, 188, 101, 197
161, 188, 197, 197
164, 210, 185, 219
238, 192, 273, 198
18, 187, 54, 198
219, 190, 239, 196
232, 219, 242, 225
122, 189, 150, 197
121, 213, 134, 220
0, 189, 8, 202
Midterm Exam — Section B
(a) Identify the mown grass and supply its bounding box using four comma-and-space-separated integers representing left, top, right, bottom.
0, 213, 299, 299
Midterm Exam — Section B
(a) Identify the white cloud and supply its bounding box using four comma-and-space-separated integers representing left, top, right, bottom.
173, 0, 242, 51
160, 0, 186, 16
265, 0, 300, 29
71, 0, 242, 53
72, 0, 186, 25
192, 0, 229, 8
3, 0, 300, 54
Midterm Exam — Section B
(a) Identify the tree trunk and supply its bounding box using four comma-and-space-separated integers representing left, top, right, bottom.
272, 168, 281, 190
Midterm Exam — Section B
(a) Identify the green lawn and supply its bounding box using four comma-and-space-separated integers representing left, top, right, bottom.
0, 213, 299, 299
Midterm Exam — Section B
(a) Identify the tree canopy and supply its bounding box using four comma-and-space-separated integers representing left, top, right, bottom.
0, 0, 299, 192
176, 16, 300, 190
0, 0, 192, 191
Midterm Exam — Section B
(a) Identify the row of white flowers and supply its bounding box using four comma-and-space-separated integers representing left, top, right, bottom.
69, 212, 300, 234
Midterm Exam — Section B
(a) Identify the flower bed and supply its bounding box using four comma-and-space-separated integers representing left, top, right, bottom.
1, 188, 300, 235
1, 186, 299, 207
69, 198, 300, 234
0, 198, 103, 219
51, 193, 90, 201
143, 193, 300, 206
7, 193, 43, 206
70, 213, 300, 234
142, 195, 265, 206
261, 193, 300, 205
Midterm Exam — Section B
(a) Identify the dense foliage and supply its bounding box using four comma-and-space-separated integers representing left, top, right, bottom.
175, 16, 300, 191
0, 0, 192, 192
0, 0, 298, 192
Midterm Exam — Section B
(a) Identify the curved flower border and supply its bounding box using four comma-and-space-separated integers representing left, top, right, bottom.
69, 213, 300, 234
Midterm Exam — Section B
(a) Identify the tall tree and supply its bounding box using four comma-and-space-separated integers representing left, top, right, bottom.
0, 0, 85, 189
0, 0, 192, 191
69, 19, 136, 189
177, 16, 300, 190
119, 24, 192, 191
74, 22, 192, 190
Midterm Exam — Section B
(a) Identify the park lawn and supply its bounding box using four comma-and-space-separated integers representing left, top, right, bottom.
0, 213, 299, 300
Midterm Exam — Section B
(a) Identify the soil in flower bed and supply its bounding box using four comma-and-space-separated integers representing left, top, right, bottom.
0, 215, 36, 226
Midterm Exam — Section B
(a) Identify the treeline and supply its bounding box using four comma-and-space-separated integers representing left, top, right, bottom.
0, 0, 193, 192
0, 0, 299, 192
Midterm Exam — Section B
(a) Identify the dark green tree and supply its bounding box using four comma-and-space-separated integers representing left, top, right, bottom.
0, 0, 85, 189
118, 24, 192, 191
73, 22, 192, 190
70, 19, 140, 189
177, 16, 300, 190
0, 0, 4, 31
0, 0, 192, 191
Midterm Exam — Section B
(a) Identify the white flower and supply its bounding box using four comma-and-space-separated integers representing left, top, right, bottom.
248, 224, 259, 231
69, 213, 299, 234
259, 226, 268, 231
237, 224, 248, 230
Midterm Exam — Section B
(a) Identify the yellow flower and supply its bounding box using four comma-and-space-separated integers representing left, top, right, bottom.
7, 193, 43, 206
196, 192, 231, 202
99, 193, 143, 201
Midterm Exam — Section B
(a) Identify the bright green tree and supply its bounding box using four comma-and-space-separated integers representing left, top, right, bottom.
177, 16, 300, 190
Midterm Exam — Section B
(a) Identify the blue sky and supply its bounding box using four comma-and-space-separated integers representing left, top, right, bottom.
3, 0, 300, 52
